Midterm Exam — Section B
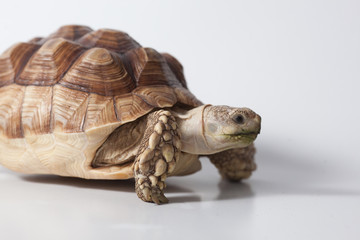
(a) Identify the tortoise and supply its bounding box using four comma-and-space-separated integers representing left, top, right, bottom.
0, 25, 261, 204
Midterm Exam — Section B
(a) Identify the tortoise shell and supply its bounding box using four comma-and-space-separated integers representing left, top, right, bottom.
0, 25, 201, 138
0, 25, 201, 179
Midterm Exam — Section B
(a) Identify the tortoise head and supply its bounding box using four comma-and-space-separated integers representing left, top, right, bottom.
176, 105, 261, 155
202, 105, 261, 152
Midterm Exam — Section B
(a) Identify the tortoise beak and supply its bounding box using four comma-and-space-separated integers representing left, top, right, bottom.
255, 115, 261, 134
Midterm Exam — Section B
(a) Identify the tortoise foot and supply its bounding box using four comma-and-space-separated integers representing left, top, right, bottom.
209, 144, 257, 181
135, 177, 168, 204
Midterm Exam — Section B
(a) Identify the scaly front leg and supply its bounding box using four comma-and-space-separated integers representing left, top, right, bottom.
134, 110, 181, 204
208, 144, 257, 182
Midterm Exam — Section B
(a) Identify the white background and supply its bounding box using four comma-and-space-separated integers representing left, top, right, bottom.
0, 0, 359, 239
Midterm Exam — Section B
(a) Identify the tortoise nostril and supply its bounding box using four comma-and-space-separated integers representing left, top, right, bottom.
233, 114, 245, 124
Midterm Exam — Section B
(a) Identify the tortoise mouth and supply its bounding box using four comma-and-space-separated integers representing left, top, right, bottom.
223, 131, 259, 142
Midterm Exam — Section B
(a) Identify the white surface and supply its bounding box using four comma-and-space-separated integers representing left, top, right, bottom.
0, 0, 359, 239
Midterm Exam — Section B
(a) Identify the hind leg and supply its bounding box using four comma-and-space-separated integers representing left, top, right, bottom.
208, 144, 256, 181
134, 110, 181, 204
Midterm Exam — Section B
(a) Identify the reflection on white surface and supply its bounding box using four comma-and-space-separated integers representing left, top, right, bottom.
0, 139, 359, 240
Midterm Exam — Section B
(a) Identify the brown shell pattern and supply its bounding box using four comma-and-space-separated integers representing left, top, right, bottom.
0, 25, 202, 139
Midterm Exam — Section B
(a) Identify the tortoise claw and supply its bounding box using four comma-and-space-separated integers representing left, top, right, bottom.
135, 183, 169, 204
151, 190, 169, 205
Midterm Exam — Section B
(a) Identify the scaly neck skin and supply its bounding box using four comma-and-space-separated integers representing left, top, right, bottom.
173, 105, 213, 155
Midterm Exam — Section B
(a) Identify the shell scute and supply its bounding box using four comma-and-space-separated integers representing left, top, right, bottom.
22, 86, 53, 136
84, 93, 118, 130
47, 25, 93, 41
162, 53, 187, 88
77, 29, 141, 54
0, 42, 39, 87
133, 85, 177, 108
124, 47, 180, 87
52, 85, 89, 133
114, 93, 153, 123
59, 47, 135, 96
0, 84, 25, 138
16, 38, 84, 86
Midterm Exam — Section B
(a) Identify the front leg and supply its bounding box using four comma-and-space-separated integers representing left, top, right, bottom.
208, 144, 256, 182
134, 110, 181, 204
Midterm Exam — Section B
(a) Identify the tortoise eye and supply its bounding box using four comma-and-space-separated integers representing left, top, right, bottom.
233, 114, 245, 124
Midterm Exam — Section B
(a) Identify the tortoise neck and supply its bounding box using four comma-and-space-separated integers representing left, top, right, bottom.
173, 105, 213, 154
